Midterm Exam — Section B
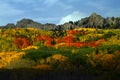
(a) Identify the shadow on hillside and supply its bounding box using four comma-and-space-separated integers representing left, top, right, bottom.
0, 68, 120, 80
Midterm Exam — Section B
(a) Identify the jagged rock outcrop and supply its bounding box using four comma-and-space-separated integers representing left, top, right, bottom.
5, 23, 15, 28
16, 18, 43, 29
16, 18, 57, 30
60, 22, 76, 30
75, 17, 89, 28
43, 23, 56, 30
104, 17, 120, 29
88, 13, 104, 28
73, 12, 120, 29
74, 13, 104, 28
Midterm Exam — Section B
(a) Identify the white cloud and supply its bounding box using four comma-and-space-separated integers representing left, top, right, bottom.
59, 11, 87, 25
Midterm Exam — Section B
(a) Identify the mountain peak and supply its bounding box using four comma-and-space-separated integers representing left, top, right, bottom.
91, 12, 97, 16
90, 12, 102, 18
17, 18, 34, 24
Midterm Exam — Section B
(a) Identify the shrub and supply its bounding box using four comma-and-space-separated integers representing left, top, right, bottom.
98, 45, 120, 54
6, 59, 36, 69
102, 31, 116, 39
14, 37, 33, 49
0, 38, 17, 51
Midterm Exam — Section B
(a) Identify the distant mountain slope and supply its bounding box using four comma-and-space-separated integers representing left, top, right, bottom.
74, 12, 120, 29
1, 13, 120, 30
16, 19, 56, 30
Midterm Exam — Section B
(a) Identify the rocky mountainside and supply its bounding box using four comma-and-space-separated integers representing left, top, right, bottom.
1, 13, 120, 30
74, 13, 120, 29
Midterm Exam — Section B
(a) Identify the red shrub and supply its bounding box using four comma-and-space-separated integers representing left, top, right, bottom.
60, 36, 74, 43
14, 37, 33, 49
67, 30, 86, 36
73, 42, 84, 48
85, 41, 99, 48
35, 35, 54, 47
96, 38, 106, 43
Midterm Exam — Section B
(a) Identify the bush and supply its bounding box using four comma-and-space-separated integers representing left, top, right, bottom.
0, 38, 17, 51
102, 31, 116, 39
6, 59, 36, 69
14, 37, 33, 49
98, 45, 120, 54
22, 46, 57, 61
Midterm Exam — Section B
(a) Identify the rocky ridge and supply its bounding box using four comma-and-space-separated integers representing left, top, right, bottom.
1, 13, 120, 30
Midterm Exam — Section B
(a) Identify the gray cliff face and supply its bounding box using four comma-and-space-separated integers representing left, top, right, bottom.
88, 13, 104, 28
75, 13, 104, 28
16, 19, 43, 29
16, 18, 56, 30
43, 23, 56, 30
5, 23, 15, 28
73, 13, 120, 29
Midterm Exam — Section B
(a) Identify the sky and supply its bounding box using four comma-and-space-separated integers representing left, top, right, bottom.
0, 0, 120, 26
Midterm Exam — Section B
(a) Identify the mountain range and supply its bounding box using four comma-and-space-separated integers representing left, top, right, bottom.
1, 13, 120, 30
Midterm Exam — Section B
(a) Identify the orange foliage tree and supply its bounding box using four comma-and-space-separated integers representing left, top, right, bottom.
14, 37, 33, 49
35, 35, 54, 47
67, 30, 86, 36
57, 36, 74, 43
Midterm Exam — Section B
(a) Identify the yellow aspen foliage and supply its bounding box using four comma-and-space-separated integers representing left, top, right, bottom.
46, 57, 52, 63
52, 54, 68, 62
93, 53, 103, 63
6, 59, 36, 69
0, 51, 26, 68
22, 46, 38, 50
71, 49, 78, 54
100, 54, 115, 69
39, 58, 46, 64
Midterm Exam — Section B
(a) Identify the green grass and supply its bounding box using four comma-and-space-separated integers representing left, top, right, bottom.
97, 44, 120, 54
0, 38, 17, 52
22, 45, 96, 70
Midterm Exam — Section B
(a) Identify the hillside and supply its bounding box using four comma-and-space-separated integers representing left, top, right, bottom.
0, 27, 120, 70
0, 14, 120, 80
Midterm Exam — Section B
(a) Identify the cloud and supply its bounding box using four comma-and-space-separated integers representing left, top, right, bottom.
3, 0, 37, 4
59, 11, 87, 24
43, 0, 72, 10
57, 2, 73, 10
0, 2, 23, 16
0, 1, 24, 25
44, 0, 59, 5
103, 8, 120, 17
66, 0, 80, 3
86, 1, 107, 11
34, 17, 60, 24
